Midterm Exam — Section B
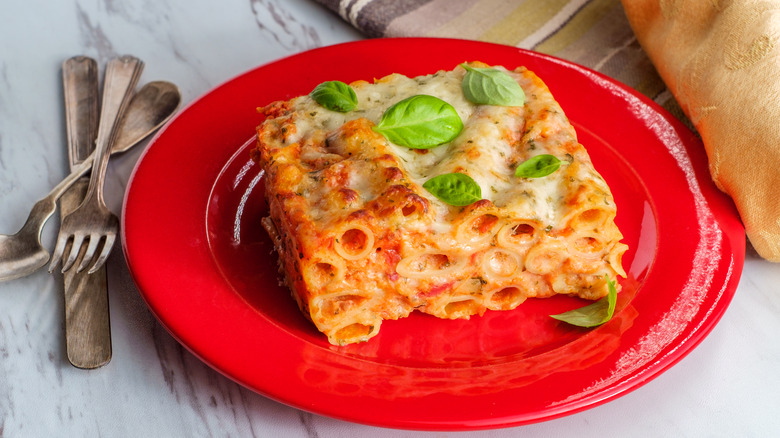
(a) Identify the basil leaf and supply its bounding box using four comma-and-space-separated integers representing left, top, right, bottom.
550, 277, 618, 327
373, 95, 463, 149
461, 64, 525, 107
423, 173, 482, 206
514, 154, 561, 178
310, 80, 357, 112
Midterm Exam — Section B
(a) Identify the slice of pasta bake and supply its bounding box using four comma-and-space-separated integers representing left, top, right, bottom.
252, 63, 628, 345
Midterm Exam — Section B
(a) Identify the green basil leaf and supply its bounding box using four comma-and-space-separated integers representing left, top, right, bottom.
373, 95, 463, 149
310, 80, 357, 112
423, 173, 482, 206
550, 277, 618, 327
514, 154, 561, 178
461, 64, 525, 107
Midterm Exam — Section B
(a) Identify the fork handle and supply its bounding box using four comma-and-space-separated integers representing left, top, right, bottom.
82, 56, 144, 206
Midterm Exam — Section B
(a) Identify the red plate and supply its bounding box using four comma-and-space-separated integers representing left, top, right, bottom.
122, 38, 744, 430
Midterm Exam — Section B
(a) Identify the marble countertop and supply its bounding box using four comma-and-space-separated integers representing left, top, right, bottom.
1, 1, 779, 436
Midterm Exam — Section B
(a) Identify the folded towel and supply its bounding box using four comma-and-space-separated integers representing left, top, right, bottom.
621, 1, 780, 260
317, 0, 776, 261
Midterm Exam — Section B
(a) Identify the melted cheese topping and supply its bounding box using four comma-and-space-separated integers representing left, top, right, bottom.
288, 66, 585, 231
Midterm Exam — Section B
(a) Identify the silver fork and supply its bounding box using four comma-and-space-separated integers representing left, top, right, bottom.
49, 55, 144, 274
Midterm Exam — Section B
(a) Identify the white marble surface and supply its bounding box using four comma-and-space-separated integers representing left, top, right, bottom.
1, 1, 779, 436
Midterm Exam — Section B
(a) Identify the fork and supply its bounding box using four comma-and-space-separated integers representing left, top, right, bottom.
49, 55, 144, 274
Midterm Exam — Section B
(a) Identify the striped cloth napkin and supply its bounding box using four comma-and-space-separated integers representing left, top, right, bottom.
316, 0, 780, 262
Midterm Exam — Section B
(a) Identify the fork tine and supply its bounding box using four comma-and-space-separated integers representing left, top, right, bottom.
87, 234, 116, 274
61, 233, 85, 272
48, 234, 71, 273
76, 234, 101, 273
